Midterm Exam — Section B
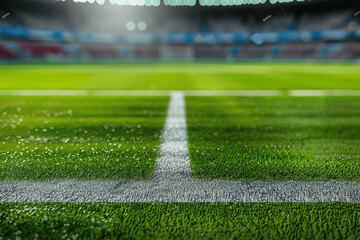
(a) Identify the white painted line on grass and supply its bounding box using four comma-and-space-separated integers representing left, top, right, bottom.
289, 90, 360, 96
91, 90, 173, 96
183, 90, 283, 96
0, 90, 89, 96
154, 92, 191, 181
0, 90, 282, 96
2, 180, 360, 202
1, 89, 360, 97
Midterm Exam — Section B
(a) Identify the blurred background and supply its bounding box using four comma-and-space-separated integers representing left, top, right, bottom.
0, 0, 359, 62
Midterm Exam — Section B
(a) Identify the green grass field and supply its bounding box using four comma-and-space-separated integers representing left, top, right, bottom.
187, 96, 360, 181
7, 95, 360, 182
1, 62, 360, 90
1, 203, 360, 240
1, 62, 360, 239
0, 96, 167, 181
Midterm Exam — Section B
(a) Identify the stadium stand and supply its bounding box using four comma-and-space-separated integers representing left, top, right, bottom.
18, 41, 65, 57
0, 44, 16, 58
0, 0, 359, 61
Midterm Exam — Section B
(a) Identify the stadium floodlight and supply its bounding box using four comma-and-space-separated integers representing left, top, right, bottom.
164, 0, 196, 6
137, 21, 147, 31
200, 0, 306, 6
200, 0, 266, 6
73, 0, 160, 6
72, 0, 306, 5
110, 0, 160, 6
126, 21, 136, 31
73, 0, 106, 5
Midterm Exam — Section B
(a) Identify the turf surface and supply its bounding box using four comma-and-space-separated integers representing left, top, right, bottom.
0, 96, 167, 181
1, 203, 359, 239
1, 62, 360, 239
1, 62, 360, 90
187, 96, 360, 181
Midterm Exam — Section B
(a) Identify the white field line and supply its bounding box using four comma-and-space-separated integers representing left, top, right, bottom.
2, 91, 360, 202
288, 90, 360, 96
0, 90, 89, 96
182, 90, 283, 96
1, 89, 360, 96
153, 92, 191, 181
0, 90, 172, 96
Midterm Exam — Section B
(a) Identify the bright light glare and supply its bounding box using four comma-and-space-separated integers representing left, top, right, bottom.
126, 21, 136, 31
73, 0, 304, 6
80, 0, 161, 6
137, 21, 147, 31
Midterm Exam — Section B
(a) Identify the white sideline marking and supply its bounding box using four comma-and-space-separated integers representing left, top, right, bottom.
92, 90, 172, 96
2, 91, 360, 202
0, 90, 89, 96
0, 90, 282, 96
289, 90, 360, 96
0, 90, 172, 96
1, 89, 360, 97
183, 90, 283, 96
154, 92, 191, 180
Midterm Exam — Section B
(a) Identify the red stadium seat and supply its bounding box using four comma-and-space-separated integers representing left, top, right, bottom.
19, 42, 65, 56
0, 45, 16, 58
